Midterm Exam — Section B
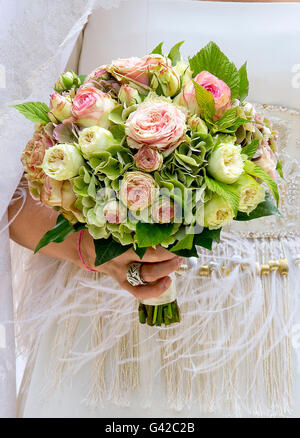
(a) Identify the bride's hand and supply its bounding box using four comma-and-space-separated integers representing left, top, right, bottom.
9, 191, 182, 300
80, 230, 183, 299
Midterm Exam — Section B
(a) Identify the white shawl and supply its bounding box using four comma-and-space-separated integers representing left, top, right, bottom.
0, 0, 126, 418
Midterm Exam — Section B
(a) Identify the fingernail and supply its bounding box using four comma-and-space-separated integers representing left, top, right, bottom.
163, 277, 171, 288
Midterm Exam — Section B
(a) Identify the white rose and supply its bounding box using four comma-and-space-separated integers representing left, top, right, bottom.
236, 174, 265, 214
42, 144, 84, 181
203, 194, 235, 230
208, 141, 244, 184
78, 126, 116, 158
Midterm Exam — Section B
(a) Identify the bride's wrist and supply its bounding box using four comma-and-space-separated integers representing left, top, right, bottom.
76, 229, 102, 273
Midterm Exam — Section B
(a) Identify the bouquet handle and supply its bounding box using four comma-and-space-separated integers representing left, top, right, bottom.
138, 274, 180, 326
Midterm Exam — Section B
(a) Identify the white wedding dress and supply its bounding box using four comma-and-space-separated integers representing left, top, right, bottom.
14, 0, 300, 418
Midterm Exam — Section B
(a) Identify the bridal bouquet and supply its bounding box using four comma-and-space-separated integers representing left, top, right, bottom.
15, 42, 281, 326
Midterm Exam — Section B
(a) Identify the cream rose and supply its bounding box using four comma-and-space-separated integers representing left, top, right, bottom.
42, 144, 84, 181
78, 126, 116, 159
204, 194, 235, 230
235, 174, 266, 214
208, 140, 244, 184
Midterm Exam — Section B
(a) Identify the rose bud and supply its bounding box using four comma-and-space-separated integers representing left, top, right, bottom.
243, 102, 257, 119
174, 60, 193, 87
108, 54, 177, 93
84, 65, 111, 83
149, 59, 180, 97
84, 65, 121, 97
207, 139, 244, 184
135, 146, 163, 172
253, 143, 278, 179
78, 126, 117, 159
72, 86, 116, 128
49, 92, 72, 123
188, 115, 208, 134
54, 71, 81, 93
125, 99, 186, 156
203, 194, 235, 230
235, 174, 266, 214
174, 71, 231, 118
152, 196, 175, 223
103, 200, 127, 224
118, 84, 141, 107
120, 171, 157, 211
42, 143, 84, 181
21, 124, 55, 183
108, 57, 151, 89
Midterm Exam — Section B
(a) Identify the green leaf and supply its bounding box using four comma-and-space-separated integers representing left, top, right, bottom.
94, 236, 131, 266
170, 245, 199, 258
193, 81, 215, 120
170, 233, 194, 252
189, 41, 240, 100
109, 105, 124, 125
238, 62, 249, 101
194, 227, 221, 250
78, 74, 87, 84
133, 246, 147, 260
110, 124, 125, 141
276, 161, 284, 179
34, 214, 84, 254
136, 222, 174, 247
215, 108, 237, 128
235, 193, 282, 221
151, 42, 164, 55
241, 139, 259, 159
244, 160, 279, 206
13, 102, 50, 124
205, 175, 240, 214
168, 41, 184, 66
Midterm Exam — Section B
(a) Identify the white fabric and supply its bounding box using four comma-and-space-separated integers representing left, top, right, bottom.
16, 0, 300, 418
0, 0, 126, 418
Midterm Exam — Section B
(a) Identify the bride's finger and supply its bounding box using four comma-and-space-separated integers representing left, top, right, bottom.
139, 246, 177, 263
124, 276, 172, 300
141, 257, 182, 282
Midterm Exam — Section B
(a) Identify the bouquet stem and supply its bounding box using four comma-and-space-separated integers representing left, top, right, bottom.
138, 300, 180, 326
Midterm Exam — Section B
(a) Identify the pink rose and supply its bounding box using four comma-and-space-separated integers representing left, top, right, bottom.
103, 200, 127, 224
109, 57, 150, 88
49, 92, 72, 123
84, 65, 110, 83
108, 54, 179, 95
84, 65, 121, 97
72, 86, 116, 128
135, 146, 163, 172
152, 196, 175, 224
254, 143, 277, 179
21, 124, 55, 183
120, 171, 157, 211
175, 71, 231, 118
125, 100, 186, 156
